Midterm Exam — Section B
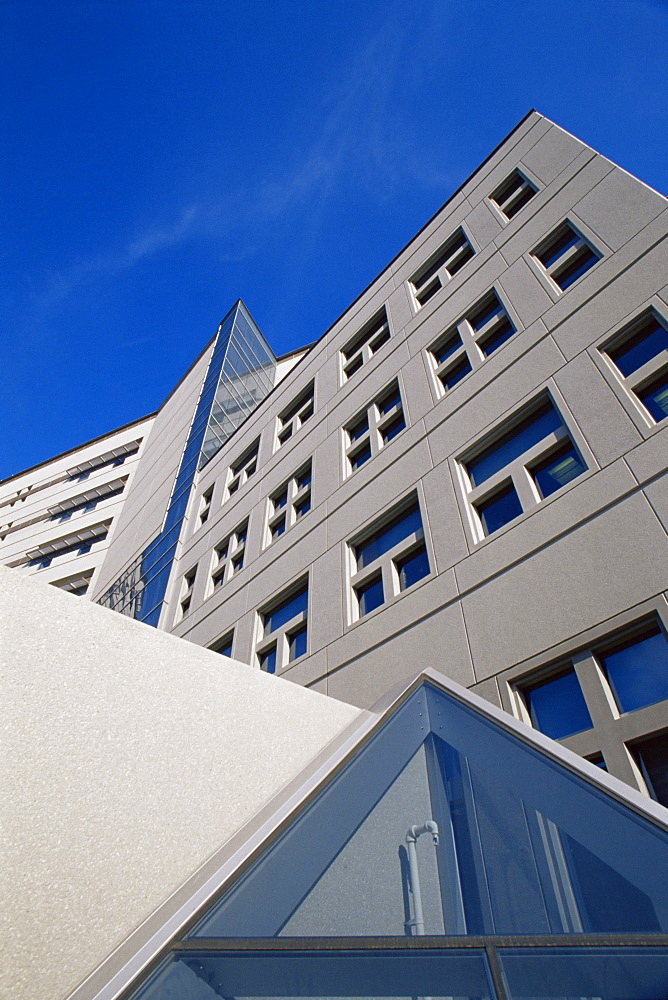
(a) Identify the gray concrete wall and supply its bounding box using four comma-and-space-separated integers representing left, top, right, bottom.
0, 567, 362, 1000
156, 113, 668, 801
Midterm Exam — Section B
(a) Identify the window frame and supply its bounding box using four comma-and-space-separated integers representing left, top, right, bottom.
339, 308, 391, 383
256, 578, 309, 674
343, 379, 407, 477
428, 288, 519, 397
198, 485, 214, 526
276, 383, 315, 449
595, 307, 668, 431
265, 461, 312, 547
210, 519, 248, 593
347, 493, 432, 626
409, 226, 476, 309
210, 631, 235, 658
498, 600, 668, 804
530, 219, 603, 296
226, 440, 260, 499
488, 167, 538, 222
454, 389, 594, 545
179, 564, 198, 620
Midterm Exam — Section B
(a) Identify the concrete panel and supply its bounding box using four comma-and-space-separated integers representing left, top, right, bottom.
469, 675, 502, 709
553, 353, 643, 467
455, 459, 638, 596
464, 199, 504, 250
1, 567, 361, 1000
496, 257, 554, 329
573, 167, 666, 252
421, 463, 470, 573
519, 124, 588, 185
426, 337, 566, 467
327, 600, 473, 709
461, 493, 668, 681
624, 424, 668, 484
643, 473, 668, 535
308, 547, 346, 651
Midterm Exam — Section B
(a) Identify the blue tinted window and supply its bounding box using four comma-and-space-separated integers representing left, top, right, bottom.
355, 504, 422, 570
441, 356, 472, 390
265, 586, 308, 636
556, 245, 599, 289
479, 317, 515, 356
532, 442, 586, 497
348, 415, 369, 442
467, 400, 563, 486
476, 482, 522, 535
377, 385, 401, 415
356, 574, 384, 617
288, 624, 308, 661
608, 317, 668, 377
272, 518, 286, 539
638, 372, 668, 422
295, 496, 311, 518
433, 332, 462, 365
259, 646, 277, 674
632, 733, 668, 807
297, 467, 312, 489
538, 227, 580, 268
599, 627, 668, 713
350, 442, 371, 470
215, 638, 233, 657
524, 669, 593, 740
470, 295, 504, 331
381, 413, 405, 442
396, 545, 430, 590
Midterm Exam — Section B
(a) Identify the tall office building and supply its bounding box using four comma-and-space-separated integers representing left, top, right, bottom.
3, 110, 668, 1000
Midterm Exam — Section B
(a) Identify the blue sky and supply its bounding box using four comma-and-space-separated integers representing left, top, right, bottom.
2, 0, 667, 480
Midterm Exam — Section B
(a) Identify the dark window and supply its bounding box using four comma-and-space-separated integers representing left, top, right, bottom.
490, 168, 537, 219
631, 733, 668, 807
411, 228, 475, 306
396, 545, 430, 591
523, 669, 593, 740
534, 223, 601, 291
477, 482, 523, 535
599, 625, 668, 714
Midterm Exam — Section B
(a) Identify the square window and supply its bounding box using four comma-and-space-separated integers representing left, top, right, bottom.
598, 625, 668, 714
601, 312, 668, 426
350, 497, 429, 621
288, 623, 308, 662
522, 668, 593, 740
345, 382, 405, 475
475, 482, 523, 535
630, 733, 668, 807
460, 395, 587, 541
267, 462, 313, 545
228, 442, 259, 498
277, 384, 315, 447
533, 222, 601, 291
341, 309, 390, 381
356, 573, 384, 617
490, 168, 537, 220
410, 228, 475, 307
395, 544, 430, 591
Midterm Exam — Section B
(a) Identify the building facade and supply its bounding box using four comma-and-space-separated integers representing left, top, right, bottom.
3, 110, 668, 808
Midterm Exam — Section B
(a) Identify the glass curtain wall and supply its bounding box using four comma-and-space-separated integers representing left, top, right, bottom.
98, 302, 277, 626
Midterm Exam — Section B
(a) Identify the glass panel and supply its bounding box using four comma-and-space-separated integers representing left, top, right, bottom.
348, 415, 369, 442
479, 317, 515, 356
355, 504, 422, 570
295, 496, 311, 518
523, 669, 593, 740
538, 227, 580, 268
499, 947, 668, 1000
476, 482, 522, 535
188, 681, 668, 941
441, 356, 472, 390
433, 332, 462, 365
555, 246, 599, 290
271, 518, 286, 539
467, 400, 562, 486
377, 385, 402, 415
599, 627, 668, 713
265, 586, 308, 635
470, 294, 504, 331
381, 413, 406, 442
259, 646, 277, 674
349, 442, 371, 470
631, 733, 668, 807
607, 316, 668, 376
531, 441, 586, 497
273, 491, 288, 510
132, 948, 495, 1000
297, 467, 312, 489
396, 545, 430, 590
357, 573, 384, 616
289, 624, 308, 661
637, 371, 668, 422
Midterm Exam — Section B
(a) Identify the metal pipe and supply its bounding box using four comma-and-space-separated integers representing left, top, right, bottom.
405, 821, 439, 936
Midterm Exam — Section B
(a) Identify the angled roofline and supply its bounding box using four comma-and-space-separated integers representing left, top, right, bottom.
70, 663, 668, 1000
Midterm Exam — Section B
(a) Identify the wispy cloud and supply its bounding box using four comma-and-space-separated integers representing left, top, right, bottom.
32, 0, 448, 317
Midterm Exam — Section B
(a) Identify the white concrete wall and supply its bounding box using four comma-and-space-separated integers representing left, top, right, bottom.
0, 566, 362, 1000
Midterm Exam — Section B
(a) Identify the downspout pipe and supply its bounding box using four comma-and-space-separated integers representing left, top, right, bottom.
405, 821, 439, 936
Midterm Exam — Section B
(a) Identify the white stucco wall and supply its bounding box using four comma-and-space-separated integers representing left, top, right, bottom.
0, 567, 362, 1000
